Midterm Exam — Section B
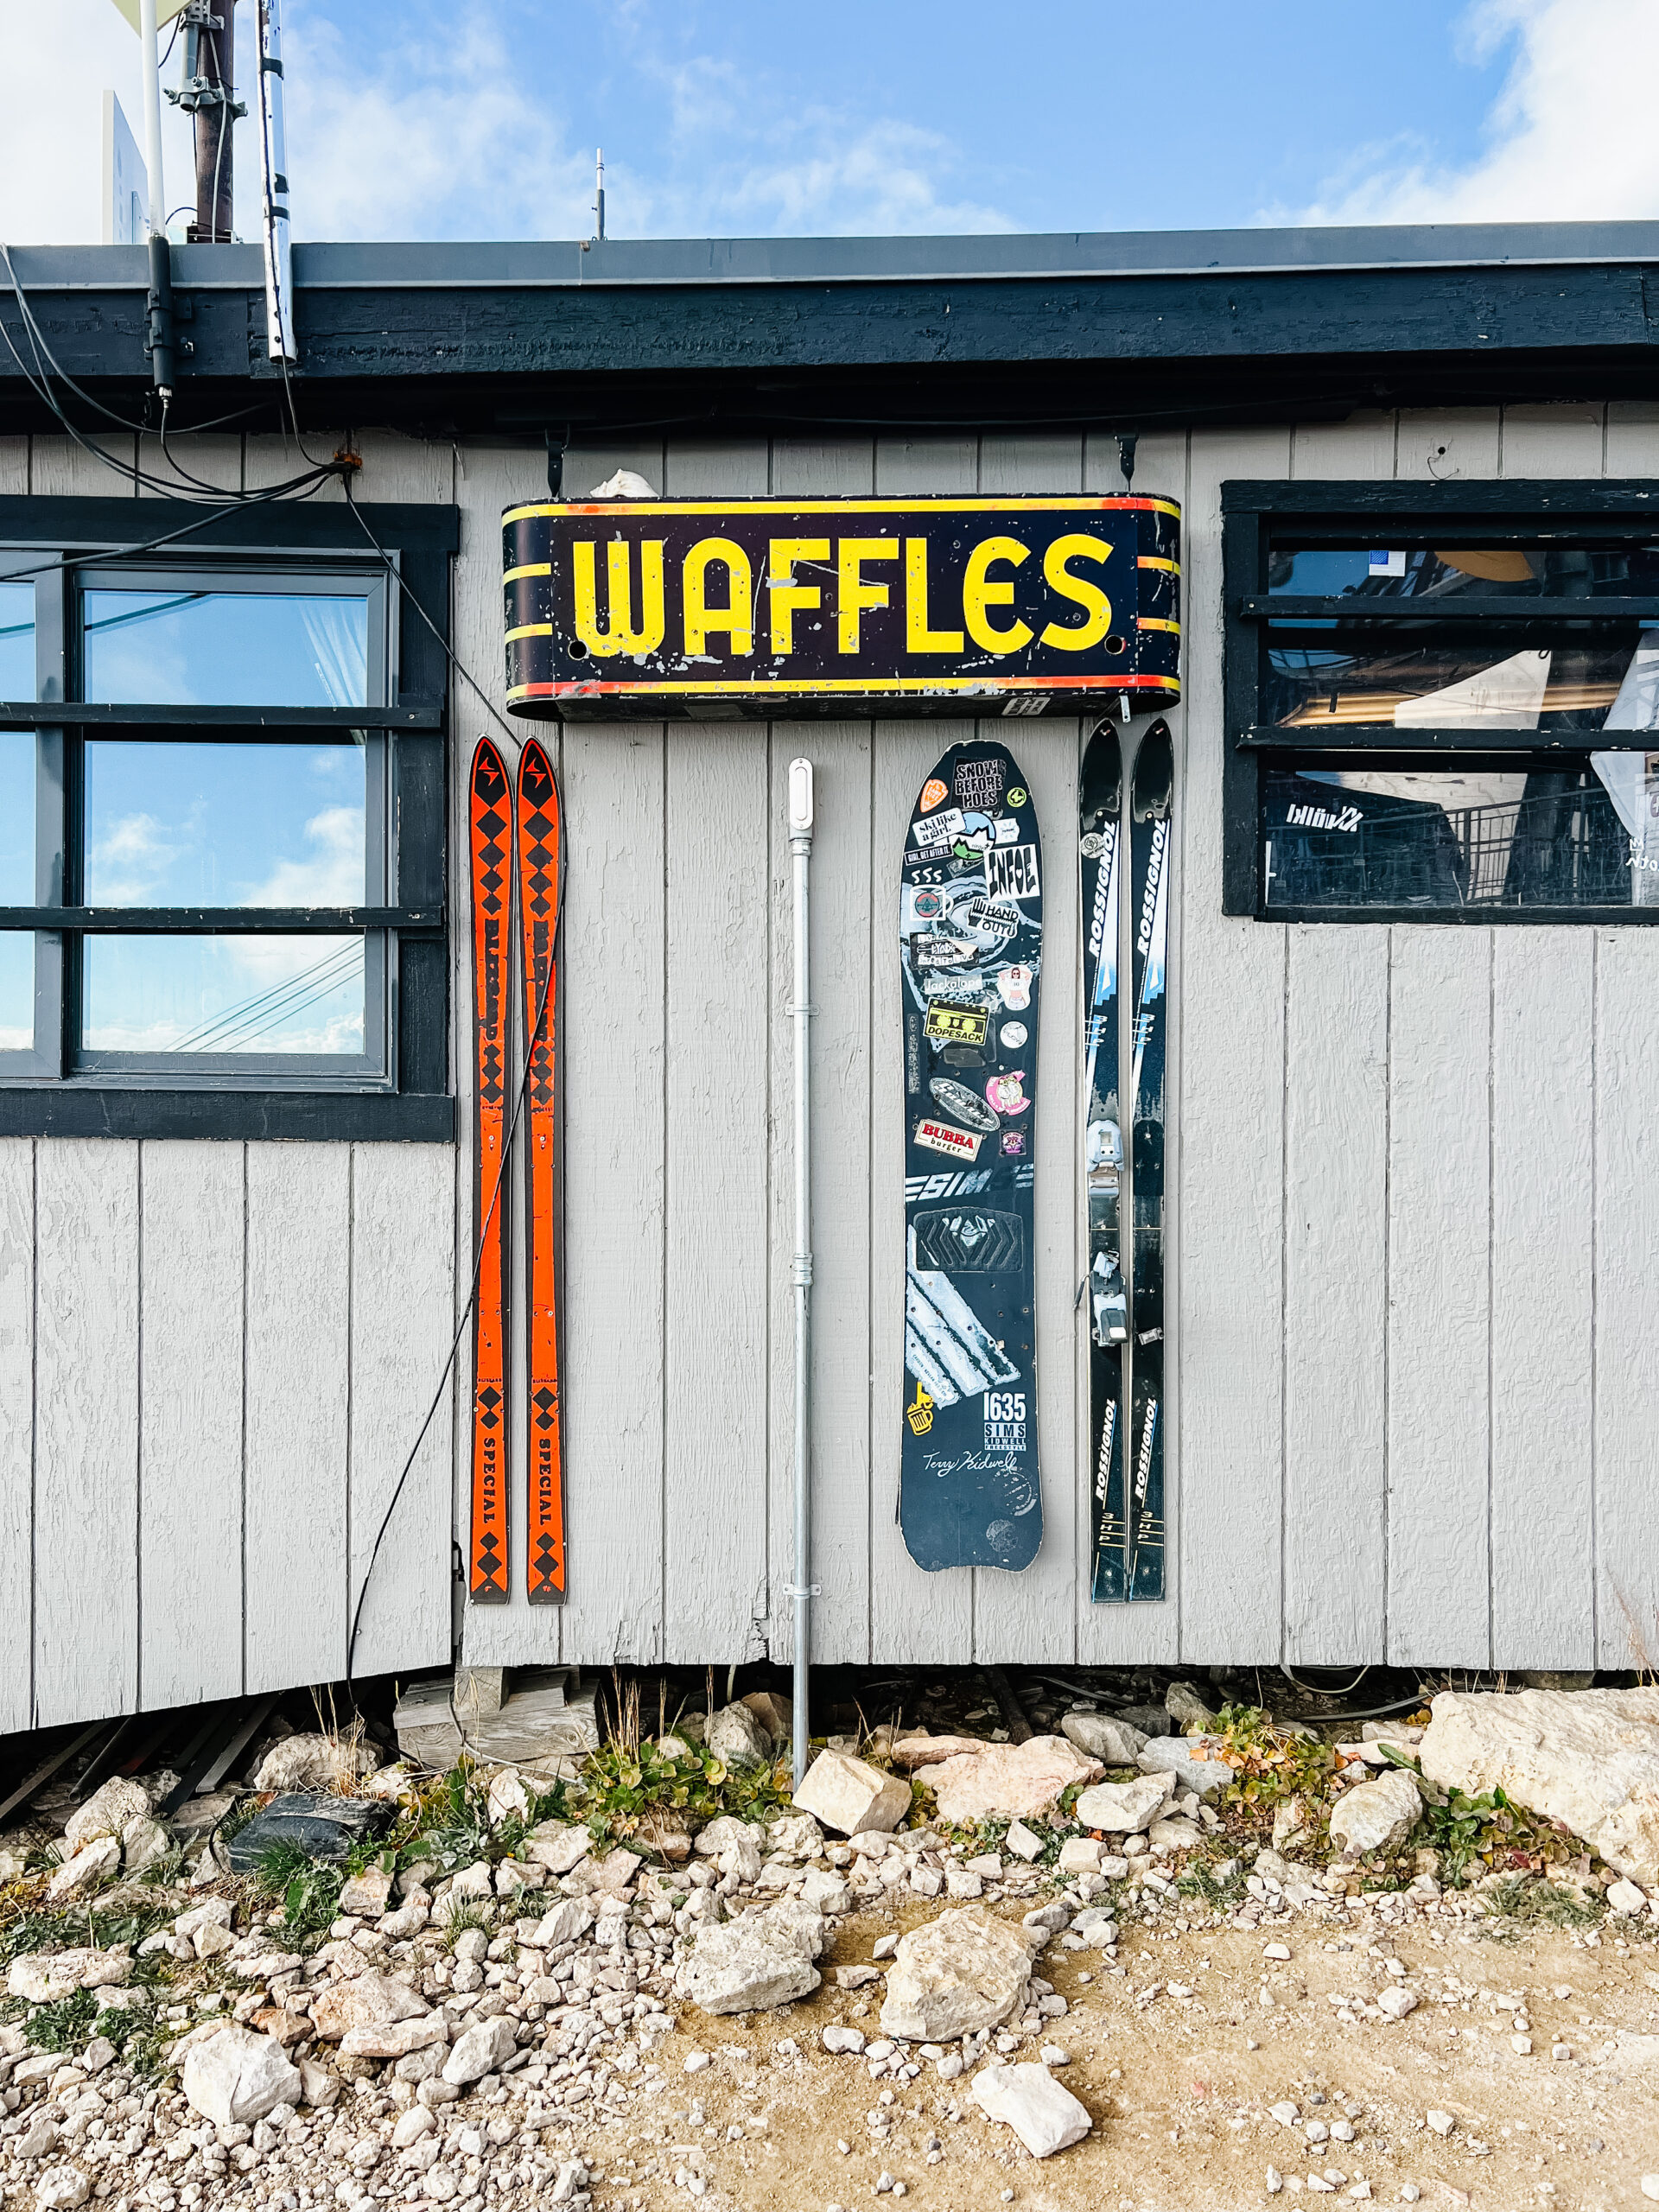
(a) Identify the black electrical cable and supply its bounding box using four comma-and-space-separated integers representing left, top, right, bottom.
1, 245, 335, 502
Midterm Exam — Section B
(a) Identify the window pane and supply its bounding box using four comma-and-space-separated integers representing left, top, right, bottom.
83, 935, 365, 1055
1262, 756, 1655, 911
0, 580, 32, 697
0, 932, 32, 1051
83, 741, 366, 906
1264, 546, 1659, 733
82, 588, 370, 707
0, 731, 34, 902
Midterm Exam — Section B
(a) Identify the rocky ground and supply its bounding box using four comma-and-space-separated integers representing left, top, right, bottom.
1, 1675, 1656, 2212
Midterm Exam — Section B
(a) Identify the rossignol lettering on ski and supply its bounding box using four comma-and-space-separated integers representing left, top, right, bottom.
1125, 721, 1173, 1602
467, 739, 511, 1603
517, 738, 566, 1605
1079, 722, 1129, 1600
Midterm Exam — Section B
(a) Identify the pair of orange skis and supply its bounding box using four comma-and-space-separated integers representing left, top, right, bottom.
467, 734, 564, 1605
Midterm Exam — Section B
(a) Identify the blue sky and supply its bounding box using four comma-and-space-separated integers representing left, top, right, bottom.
3, 0, 1656, 243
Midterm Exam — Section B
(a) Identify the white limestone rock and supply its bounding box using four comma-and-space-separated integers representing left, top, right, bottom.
46, 1837, 120, 1901
34, 2168, 92, 2210
793, 1751, 912, 1837
1420, 1687, 1659, 1887
523, 1822, 592, 1877
879, 1910, 1033, 2042
971, 2062, 1092, 2156
707, 1702, 772, 1768
181, 2026, 302, 2126
1072, 1771, 1176, 1834
800, 1866, 853, 1915
764, 1813, 824, 1859
309, 1971, 429, 2043
7, 1947, 129, 2002
694, 1815, 766, 1858
1327, 1770, 1423, 1859
1060, 1711, 1149, 1764
1135, 1737, 1233, 1796
251, 1733, 378, 1794
120, 1815, 172, 1876
676, 1904, 825, 2014
64, 1777, 153, 1853
442, 2014, 516, 2084
926, 1736, 1103, 1824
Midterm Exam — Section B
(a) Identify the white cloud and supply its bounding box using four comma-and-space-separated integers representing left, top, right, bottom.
0, 0, 197, 244
281, 3, 594, 240
241, 802, 364, 906
87, 808, 188, 903
1287, 0, 1659, 225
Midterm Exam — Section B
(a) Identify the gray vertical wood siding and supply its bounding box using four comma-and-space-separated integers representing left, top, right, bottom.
3, 404, 1657, 1736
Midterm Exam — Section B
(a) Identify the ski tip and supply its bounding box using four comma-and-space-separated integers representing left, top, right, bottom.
518, 735, 557, 810
471, 735, 508, 805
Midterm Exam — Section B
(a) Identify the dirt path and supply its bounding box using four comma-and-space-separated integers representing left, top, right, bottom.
554, 1896, 1659, 2212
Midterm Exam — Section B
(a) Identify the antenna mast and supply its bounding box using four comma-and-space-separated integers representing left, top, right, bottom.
593, 149, 605, 243
255, 0, 296, 361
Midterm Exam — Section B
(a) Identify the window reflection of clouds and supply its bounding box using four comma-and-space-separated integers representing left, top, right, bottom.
82, 590, 369, 709
84, 742, 366, 907
84, 936, 365, 1055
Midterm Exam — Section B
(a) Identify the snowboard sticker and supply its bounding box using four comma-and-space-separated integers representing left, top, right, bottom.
899, 741, 1042, 1573
1127, 721, 1173, 1600
1079, 723, 1130, 1601
467, 739, 512, 1602
517, 739, 566, 1605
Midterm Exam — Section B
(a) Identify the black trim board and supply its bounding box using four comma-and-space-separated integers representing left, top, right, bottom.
0, 1090, 455, 1141
0, 497, 461, 552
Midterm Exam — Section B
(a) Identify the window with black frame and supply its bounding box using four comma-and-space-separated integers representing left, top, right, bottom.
1221, 483, 1659, 921
0, 501, 455, 1134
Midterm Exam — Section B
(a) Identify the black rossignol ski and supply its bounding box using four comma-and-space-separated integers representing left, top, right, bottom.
1126, 721, 1173, 1600
1080, 723, 1130, 1600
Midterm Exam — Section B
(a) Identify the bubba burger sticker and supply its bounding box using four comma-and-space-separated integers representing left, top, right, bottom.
502, 495, 1181, 716
916, 1117, 983, 1161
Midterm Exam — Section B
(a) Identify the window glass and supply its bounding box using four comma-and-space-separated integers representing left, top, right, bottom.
1263, 754, 1659, 911
0, 731, 34, 902
1265, 547, 1659, 734
0, 935, 31, 1052
82, 935, 366, 1055
81, 588, 370, 708
83, 741, 366, 906
0, 580, 32, 696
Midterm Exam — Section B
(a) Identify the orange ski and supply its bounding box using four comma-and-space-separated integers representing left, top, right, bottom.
517, 738, 566, 1603
467, 739, 511, 1601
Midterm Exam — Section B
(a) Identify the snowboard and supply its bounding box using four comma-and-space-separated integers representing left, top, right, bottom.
1079, 723, 1130, 1602
899, 739, 1042, 1573
1127, 721, 1173, 1600
467, 738, 512, 1603
516, 738, 566, 1604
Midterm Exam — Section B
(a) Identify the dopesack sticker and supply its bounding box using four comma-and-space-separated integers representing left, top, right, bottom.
995, 963, 1034, 1010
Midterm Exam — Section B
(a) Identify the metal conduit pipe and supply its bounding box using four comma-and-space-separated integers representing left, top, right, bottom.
787, 758, 817, 1790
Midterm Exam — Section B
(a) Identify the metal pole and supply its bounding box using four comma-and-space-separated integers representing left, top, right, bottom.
256, 0, 296, 361
188, 0, 236, 243
787, 758, 817, 1790
138, 0, 167, 237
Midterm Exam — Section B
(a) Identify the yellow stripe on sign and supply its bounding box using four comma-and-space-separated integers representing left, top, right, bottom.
503, 563, 552, 584
1137, 617, 1181, 632
505, 672, 1184, 697
505, 623, 554, 643
501, 495, 1182, 524
1137, 556, 1180, 574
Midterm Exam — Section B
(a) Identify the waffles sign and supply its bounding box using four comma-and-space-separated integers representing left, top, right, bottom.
502, 495, 1180, 718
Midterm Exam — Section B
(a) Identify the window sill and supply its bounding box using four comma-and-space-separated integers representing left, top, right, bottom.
0, 1089, 455, 1142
